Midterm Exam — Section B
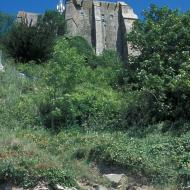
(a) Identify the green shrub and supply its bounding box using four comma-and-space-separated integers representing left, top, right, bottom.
93, 50, 124, 88
38, 37, 123, 130
0, 62, 40, 128
125, 5, 190, 127
3, 10, 65, 62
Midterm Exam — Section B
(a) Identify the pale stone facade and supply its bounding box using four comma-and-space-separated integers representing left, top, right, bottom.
65, 0, 138, 57
0, 50, 4, 72
17, 11, 39, 26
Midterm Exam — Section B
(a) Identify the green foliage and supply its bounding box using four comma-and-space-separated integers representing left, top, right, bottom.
0, 127, 75, 188
3, 10, 65, 62
0, 61, 39, 128
48, 129, 190, 187
94, 50, 125, 88
126, 5, 190, 126
38, 37, 123, 130
67, 36, 95, 60
2, 6, 190, 188
37, 10, 65, 36
66, 37, 124, 87
0, 12, 14, 37
3, 23, 54, 62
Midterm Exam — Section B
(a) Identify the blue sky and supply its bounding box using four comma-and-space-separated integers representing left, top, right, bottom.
1, 0, 190, 18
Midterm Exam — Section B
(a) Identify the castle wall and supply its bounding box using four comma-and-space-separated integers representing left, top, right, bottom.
65, 0, 93, 46
65, 0, 80, 36
94, 1, 119, 55
65, 0, 138, 57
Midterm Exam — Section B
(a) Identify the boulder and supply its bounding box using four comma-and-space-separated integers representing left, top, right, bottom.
0, 64, 4, 72
127, 186, 157, 190
103, 174, 126, 184
94, 185, 108, 190
54, 185, 65, 190
126, 186, 143, 190
103, 174, 127, 189
33, 182, 52, 190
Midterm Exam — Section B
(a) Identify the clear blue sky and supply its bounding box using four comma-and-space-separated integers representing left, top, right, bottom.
1, 0, 190, 18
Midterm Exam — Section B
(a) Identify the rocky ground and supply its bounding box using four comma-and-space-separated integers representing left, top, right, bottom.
0, 172, 173, 190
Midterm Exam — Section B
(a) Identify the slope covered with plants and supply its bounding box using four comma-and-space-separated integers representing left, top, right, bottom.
0, 6, 190, 189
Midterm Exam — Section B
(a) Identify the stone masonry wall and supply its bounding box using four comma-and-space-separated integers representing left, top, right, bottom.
65, 0, 138, 57
17, 11, 39, 26
65, 0, 93, 46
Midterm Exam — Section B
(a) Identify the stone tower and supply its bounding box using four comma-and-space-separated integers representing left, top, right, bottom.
65, 0, 93, 46
65, 0, 138, 57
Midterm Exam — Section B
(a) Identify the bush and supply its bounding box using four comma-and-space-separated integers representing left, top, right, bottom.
93, 50, 125, 88
38, 37, 123, 130
0, 61, 40, 128
3, 10, 65, 62
125, 5, 190, 127
0, 127, 75, 188
3, 23, 54, 62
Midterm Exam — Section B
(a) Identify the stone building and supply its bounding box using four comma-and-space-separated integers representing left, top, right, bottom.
16, 0, 138, 57
65, 0, 138, 57
17, 11, 39, 26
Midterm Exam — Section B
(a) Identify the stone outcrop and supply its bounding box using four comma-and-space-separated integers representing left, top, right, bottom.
65, 0, 138, 57
0, 183, 78, 190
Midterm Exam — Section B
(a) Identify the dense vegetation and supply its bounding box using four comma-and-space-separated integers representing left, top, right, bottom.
0, 5, 190, 189
0, 12, 14, 37
126, 5, 190, 128
3, 10, 65, 62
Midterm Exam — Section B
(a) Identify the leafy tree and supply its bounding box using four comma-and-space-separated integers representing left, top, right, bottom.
126, 5, 190, 125
3, 23, 54, 62
66, 37, 124, 88
37, 10, 65, 36
3, 10, 65, 62
39, 38, 87, 129
39, 37, 123, 130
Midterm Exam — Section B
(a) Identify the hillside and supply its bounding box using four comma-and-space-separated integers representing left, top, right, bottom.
0, 5, 190, 190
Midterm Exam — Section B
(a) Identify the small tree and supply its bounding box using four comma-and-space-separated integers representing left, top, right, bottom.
38, 10, 65, 36
3, 10, 65, 62
3, 23, 54, 62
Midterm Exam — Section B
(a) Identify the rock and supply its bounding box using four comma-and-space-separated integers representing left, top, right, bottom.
103, 174, 128, 189
103, 174, 126, 185
19, 73, 26, 78
183, 187, 190, 190
126, 186, 157, 190
33, 182, 51, 190
94, 185, 108, 190
54, 184, 65, 190
141, 186, 156, 190
126, 186, 143, 190
0, 64, 4, 72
